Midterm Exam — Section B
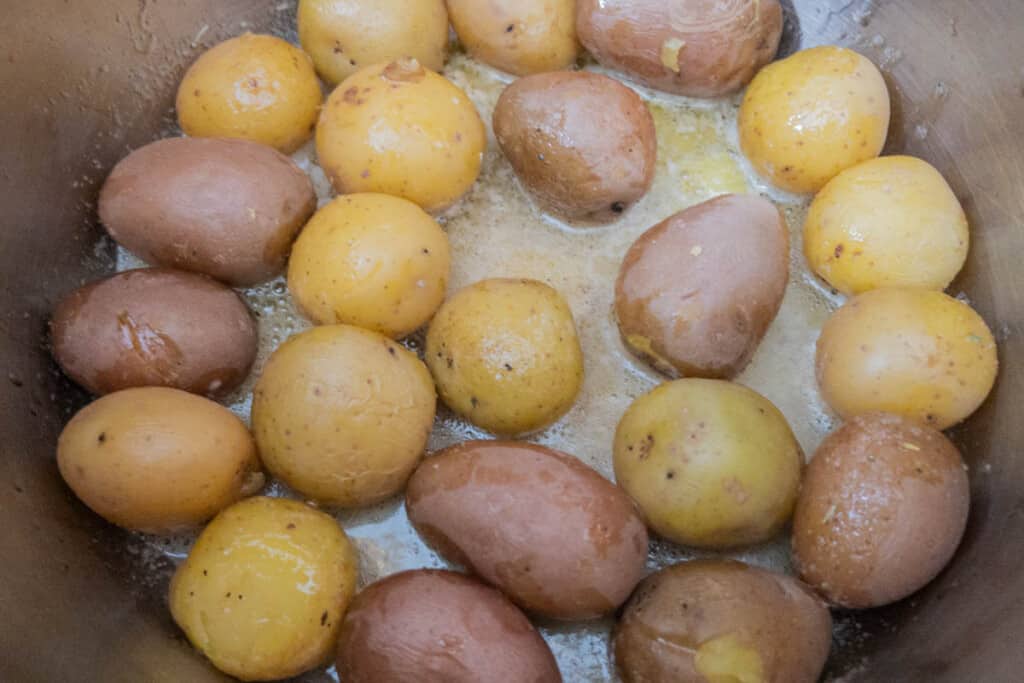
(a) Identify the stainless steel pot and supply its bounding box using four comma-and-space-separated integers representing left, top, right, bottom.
2, 1, 1021, 681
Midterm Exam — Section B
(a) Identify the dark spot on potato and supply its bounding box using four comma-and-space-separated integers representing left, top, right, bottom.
666, 470, 676, 480
247, 78, 259, 89
321, 610, 328, 626
611, 202, 626, 213
446, 356, 454, 369
13, 484, 23, 493
834, 244, 845, 258
313, 386, 322, 396
350, 59, 357, 66
388, 346, 397, 357
225, 592, 231, 598
333, 42, 343, 54
423, 248, 430, 254
193, 88, 200, 97
202, 570, 207, 576
637, 433, 655, 460
506, 24, 515, 32
470, 396, 479, 408
97, 432, 107, 444
286, 523, 296, 529
343, 86, 360, 104
504, 363, 514, 371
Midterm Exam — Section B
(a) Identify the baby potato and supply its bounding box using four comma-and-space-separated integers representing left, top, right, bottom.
336, 569, 562, 682
493, 71, 657, 223
739, 46, 890, 193
804, 155, 969, 294
170, 497, 358, 681
316, 58, 486, 212
287, 193, 450, 338
51, 268, 257, 397
816, 288, 998, 429
614, 560, 832, 683
424, 278, 584, 436
57, 387, 263, 534
297, 0, 448, 85
615, 194, 789, 379
447, 0, 578, 76
176, 33, 322, 153
577, 0, 783, 97
613, 379, 802, 549
792, 413, 970, 609
252, 325, 435, 507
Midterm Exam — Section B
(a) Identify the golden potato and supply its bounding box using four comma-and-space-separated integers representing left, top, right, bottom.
425, 278, 584, 436
170, 497, 358, 681
739, 46, 890, 193
816, 288, 998, 429
316, 58, 486, 212
804, 155, 969, 294
298, 0, 448, 85
57, 387, 263, 534
447, 0, 578, 76
613, 379, 802, 549
176, 33, 322, 153
287, 194, 450, 338
252, 325, 435, 507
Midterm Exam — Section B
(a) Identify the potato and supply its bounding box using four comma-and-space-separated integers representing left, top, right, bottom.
424, 278, 583, 435
176, 33, 322, 153
50, 268, 257, 397
739, 46, 890, 193
170, 497, 358, 681
577, 0, 782, 97
792, 413, 970, 608
298, 0, 448, 85
615, 194, 788, 379
287, 193, 450, 338
406, 440, 648, 620
816, 288, 998, 429
57, 387, 263, 533
98, 137, 316, 286
493, 71, 657, 223
252, 325, 435, 507
614, 560, 831, 683
804, 155, 969, 294
316, 59, 486, 212
336, 569, 562, 682
447, 0, 578, 76
614, 379, 802, 549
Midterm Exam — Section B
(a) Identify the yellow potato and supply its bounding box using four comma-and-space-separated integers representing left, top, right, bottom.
297, 0, 448, 85
57, 387, 263, 534
816, 288, 998, 429
252, 325, 435, 507
170, 497, 358, 681
288, 194, 450, 338
804, 155, 969, 294
316, 58, 486, 212
739, 46, 890, 193
425, 278, 584, 436
613, 379, 802, 549
447, 0, 579, 76
176, 33, 322, 153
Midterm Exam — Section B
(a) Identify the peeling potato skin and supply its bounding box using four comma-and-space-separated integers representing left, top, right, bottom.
615, 194, 789, 379
493, 71, 657, 224
51, 268, 257, 397
613, 559, 831, 683
792, 412, 970, 609
336, 569, 562, 682
405, 440, 649, 620
576, 0, 783, 97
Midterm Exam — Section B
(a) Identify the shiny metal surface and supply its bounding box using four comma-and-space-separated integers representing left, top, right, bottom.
1, 1, 1021, 681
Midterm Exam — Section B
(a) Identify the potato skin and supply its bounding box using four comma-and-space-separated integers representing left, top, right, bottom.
577, 0, 783, 97
614, 379, 802, 549
816, 288, 998, 429
804, 155, 969, 294
336, 569, 562, 683
739, 46, 890, 193
287, 193, 450, 338
298, 0, 448, 85
170, 497, 358, 681
316, 58, 486, 212
424, 278, 584, 436
252, 325, 435, 507
614, 560, 831, 683
615, 194, 789, 379
493, 71, 656, 223
406, 440, 649, 620
99, 137, 316, 286
792, 413, 969, 608
447, 0, 578, 76
50, 268, 256, 397
176, 33, 323, 153
57, 387, 263, 534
